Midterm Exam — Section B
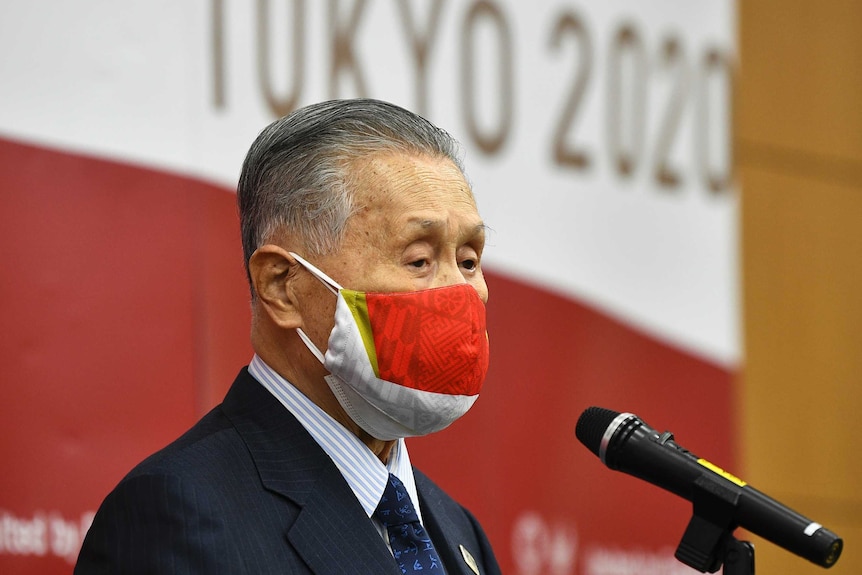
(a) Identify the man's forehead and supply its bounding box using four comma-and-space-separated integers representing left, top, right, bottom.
346, 151, 478, 224
352, 151, 467, 189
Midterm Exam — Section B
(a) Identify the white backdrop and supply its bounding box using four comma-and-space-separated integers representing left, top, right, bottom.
0, 0, 737, 366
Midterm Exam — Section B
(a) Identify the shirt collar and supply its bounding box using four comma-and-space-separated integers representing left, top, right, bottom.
248, 355, 421, 521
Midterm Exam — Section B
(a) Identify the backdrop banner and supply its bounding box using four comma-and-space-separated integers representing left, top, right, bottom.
0, 2, 736, 573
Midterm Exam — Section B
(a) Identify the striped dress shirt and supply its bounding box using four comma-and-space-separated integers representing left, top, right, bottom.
248, 354, 424, 542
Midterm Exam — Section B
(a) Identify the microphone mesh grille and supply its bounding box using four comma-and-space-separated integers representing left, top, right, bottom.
575, 406, 621, 456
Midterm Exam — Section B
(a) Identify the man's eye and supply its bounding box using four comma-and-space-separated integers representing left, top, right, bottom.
410, 259, 428, 268
461, 259, 477, 270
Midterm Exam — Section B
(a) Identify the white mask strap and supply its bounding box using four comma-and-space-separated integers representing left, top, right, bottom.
289, 252, 343, 295
296, 328, 326, 365
290, 252, 339, 366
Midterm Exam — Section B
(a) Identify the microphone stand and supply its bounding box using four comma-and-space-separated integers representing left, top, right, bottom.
722, 538, 755, 575
673, 504, 755, 574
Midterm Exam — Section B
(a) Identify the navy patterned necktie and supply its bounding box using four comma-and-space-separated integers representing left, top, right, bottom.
374, 473, 445, 573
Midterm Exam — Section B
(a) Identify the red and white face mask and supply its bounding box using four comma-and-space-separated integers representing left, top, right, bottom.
291, 252, 490, 440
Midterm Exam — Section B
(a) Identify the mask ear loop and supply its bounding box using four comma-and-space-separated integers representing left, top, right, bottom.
289, 251, 343, 294
295, 328, 326, 364
289, 251, 342, 366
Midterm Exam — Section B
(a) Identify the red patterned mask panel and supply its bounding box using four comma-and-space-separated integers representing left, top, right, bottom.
365, 284, 489, 396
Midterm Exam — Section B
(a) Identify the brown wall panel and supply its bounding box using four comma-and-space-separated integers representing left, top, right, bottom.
738, 1, 862, 164
739, 1, 862, 573
740, 164, 862, 570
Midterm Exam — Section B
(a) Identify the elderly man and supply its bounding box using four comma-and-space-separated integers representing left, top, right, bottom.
76, 99, 501, 574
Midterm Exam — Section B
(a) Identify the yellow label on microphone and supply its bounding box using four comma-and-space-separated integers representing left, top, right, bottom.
698, 458, 747, 487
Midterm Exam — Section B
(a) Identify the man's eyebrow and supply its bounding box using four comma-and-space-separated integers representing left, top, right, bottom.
404, 219, 487, 236
465, 222, 488, 237
406, 218, 444, 229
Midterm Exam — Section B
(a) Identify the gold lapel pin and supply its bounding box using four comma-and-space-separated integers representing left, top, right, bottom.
459, 544, 480, 575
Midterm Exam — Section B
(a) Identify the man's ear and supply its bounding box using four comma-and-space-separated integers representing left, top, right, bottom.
248, 245, 302, 329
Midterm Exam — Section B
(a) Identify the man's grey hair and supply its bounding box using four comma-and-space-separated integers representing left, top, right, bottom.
237, 98, 466, 285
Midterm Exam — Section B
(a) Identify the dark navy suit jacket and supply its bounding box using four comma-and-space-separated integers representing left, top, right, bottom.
75, 368, 501, 574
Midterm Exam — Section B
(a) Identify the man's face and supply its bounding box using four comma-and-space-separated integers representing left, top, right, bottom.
295, 151, 488, 348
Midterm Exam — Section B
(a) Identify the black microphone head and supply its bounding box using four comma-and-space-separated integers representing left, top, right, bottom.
576, 406, 622, 457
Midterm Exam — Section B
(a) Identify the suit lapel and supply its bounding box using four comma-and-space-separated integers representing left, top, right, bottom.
416, 470, 483, 575
221, 369, 400, 574
286, 470, 400, 574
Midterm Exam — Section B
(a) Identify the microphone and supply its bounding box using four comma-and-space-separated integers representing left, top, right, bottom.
575, 406, 843, 571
